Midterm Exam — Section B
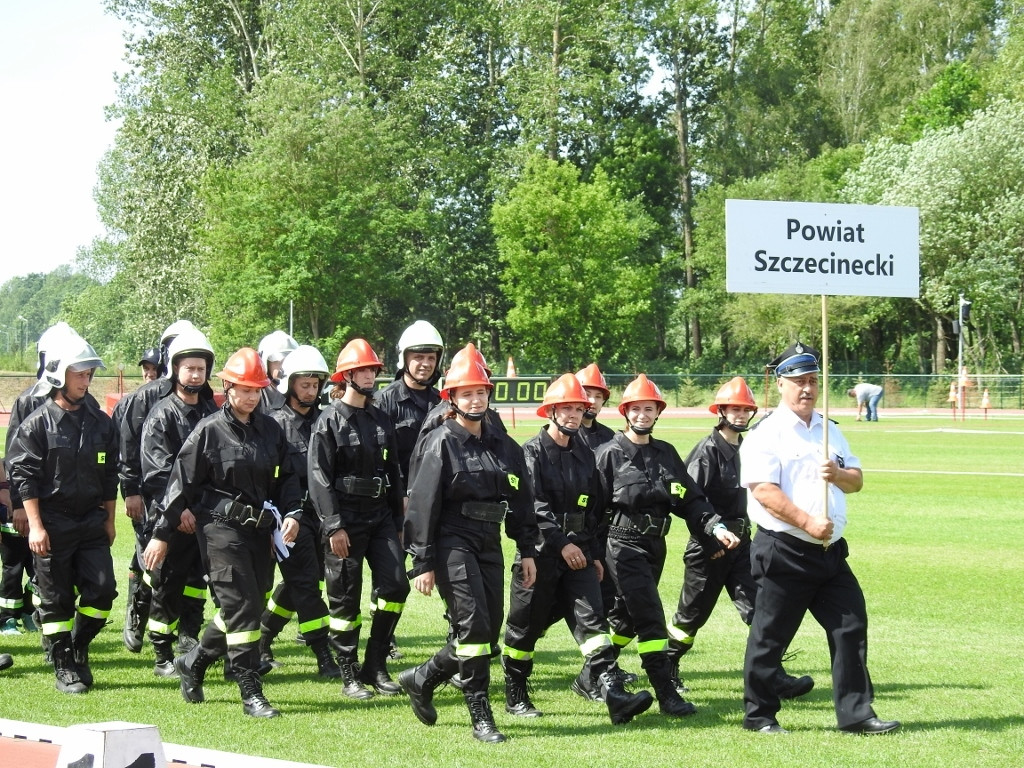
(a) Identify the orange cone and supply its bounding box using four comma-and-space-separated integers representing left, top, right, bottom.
506, 356, 517, 378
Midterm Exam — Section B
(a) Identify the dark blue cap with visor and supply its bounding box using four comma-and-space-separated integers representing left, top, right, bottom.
769, 342, 821, 378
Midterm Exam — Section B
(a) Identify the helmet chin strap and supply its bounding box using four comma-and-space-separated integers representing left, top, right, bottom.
182, 383, 206, 395
627, 417, 657, 436
451, 402, 486, 422
719, 415, 749, 433
583, 408, 597, 420
60, 386, 86, 406
345, 373, 376, 399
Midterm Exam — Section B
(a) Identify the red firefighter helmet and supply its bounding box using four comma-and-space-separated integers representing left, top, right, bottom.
709, 376, 757, 415
575, 363, 610, 400
537, 373, 592, 418
330, 338, 383, 383
217, 347, 271, 388
617, 374, 666, 416
440, 348, 492, 400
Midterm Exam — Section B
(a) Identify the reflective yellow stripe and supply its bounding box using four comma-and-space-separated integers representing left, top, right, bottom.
319, 580, 326, 592
142, 572, 153, 588
637, 638, 669, 655
375, 598, 404, 614
182, 585, 208, 599
455, 642, 490, 658
267, 598, 294, 620
0, 597, 23, 609
610, 633, 633, 648
298, 616, 330, 634
579, 633, 612, 657
225, 628, 261, 646
0, 523, 20, 535
77, 605, 111, 620
668, 625, 694, 644
147, 617, 178, 634
329, 615, 362, 632
42, 619, 74, 636
502, 646, 533, 661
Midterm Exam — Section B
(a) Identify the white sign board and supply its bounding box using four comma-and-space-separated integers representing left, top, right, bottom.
726, 199, 919, 297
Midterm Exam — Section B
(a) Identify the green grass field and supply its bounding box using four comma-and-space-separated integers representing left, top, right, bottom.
2, 413, 1023, 767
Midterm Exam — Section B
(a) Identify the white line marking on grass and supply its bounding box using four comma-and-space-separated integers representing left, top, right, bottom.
871, 469, 1024, 477
893, 428, 1024, 435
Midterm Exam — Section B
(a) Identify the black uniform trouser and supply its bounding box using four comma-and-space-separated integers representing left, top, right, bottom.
0, 530, 34, 621
504, 552, 615, 676
744, 530, 875, 730
195, 517, 273, 671
434, 524, 504, 694
672, 536, 756, 638
147, 529, 203, 641
325, 515, 409, 660
263, 520, 329, 643
34, 509, 116, 640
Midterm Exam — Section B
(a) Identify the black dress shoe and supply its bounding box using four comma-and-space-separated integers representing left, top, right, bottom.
777, 674, 814, 700
840, 716, 901, 734
757, 723, 789, 734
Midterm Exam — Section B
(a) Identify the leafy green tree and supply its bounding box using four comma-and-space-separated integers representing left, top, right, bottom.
493, 156, 657, 370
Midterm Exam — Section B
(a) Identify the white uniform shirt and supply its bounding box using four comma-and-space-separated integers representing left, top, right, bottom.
739, 404, 861, 545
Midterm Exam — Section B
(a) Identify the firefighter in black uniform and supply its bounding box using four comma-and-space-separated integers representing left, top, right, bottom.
668, 377, 814, 699
597, 373, 712, 718
120, 319, 211, 654
502, 374, 654, 725
417, 343, 507, 437
7, 334, 118, 694
258, 330, 298, 411
145, 347, 301, 718
399, 349, 540, 743
257, 344, 339, 679
139, 329, 219, 677
307, 339, 408, 700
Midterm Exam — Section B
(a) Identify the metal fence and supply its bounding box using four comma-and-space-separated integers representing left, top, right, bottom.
1, 372, 1021, 414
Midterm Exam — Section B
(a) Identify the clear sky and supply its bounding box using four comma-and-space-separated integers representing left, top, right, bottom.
0, 1, 126, 279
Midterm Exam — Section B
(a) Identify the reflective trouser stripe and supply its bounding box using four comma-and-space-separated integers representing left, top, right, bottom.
299, 616, 330, 634
267, 598, 294, 620
213, 612, 260, 646
502, 646, 533, 661
611, 633, 633, 648
375, 598, 404, 614
455, 642, 491, 658
579, 633, 613, 657
0, 597, 23, 610
329, 615, 362, 632
78, 605, 111, 620
182, 585, 208, 599
147, 617, 178, 634
319, 580, 326, 593
637, 638, 669, 655
42, 619, 74, 636
668, 625, 694, 644
0, 524, 19, 535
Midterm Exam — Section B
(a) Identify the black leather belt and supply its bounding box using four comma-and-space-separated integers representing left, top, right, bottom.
460, 501, 508, 523
338, 476, 385, 499
214, 499, 275, 529
611, 510, 671, 537
554, 512, 585, 533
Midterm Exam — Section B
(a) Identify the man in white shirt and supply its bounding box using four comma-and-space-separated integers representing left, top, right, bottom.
739, 342, 899, 736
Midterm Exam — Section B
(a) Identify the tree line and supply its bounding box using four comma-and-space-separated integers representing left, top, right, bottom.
10, 0, 1024, 376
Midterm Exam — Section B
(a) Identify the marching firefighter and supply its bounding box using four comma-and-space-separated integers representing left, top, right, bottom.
667, 377, 813, 698
7, 334, 118, 693
146, 347, 302, 718
139, 329, 219, 676
307, 339, 408, 699
596, 374, 713, 718
502, 373, 654, 724
400, 348, 540, 743
257, 345, 339, 679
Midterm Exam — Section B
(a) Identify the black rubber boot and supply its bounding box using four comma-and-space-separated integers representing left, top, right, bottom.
644, 652, 697, 718
175, 643, 217, 703
310, 636, 341, 679
465, 690, 507, 743
237, 667, 281, 718
338, 655, 374, 700
359, 638, 402, 695
599, 670, 654, 724
503, 657, 542, 717
123, 571, 150, 654
667, 639, 691, 694
571, 669, 604, 701
72, 614, 105, 689
51, 636, 87, 694
152, 633, 178, 677
178, 590, 205, 651
398, 647, 457, 726
258, 629, 281, 675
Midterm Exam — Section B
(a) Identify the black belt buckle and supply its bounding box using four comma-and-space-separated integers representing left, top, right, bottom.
370, 476, 383, 499
239, 504, 264, 528
639, 513, 669, 537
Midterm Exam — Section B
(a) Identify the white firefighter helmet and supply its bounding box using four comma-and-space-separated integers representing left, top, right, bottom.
35, 322, 82, 378
40, 335, 105, 391
160, 319, 198, 348
258, 330, 299, 370
276, 344, 330, 395
165, 328, 215, 381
